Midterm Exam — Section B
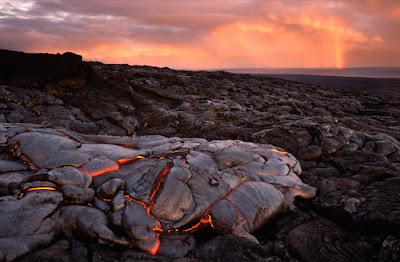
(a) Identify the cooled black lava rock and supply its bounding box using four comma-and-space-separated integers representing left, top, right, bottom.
0, 50, 92, 97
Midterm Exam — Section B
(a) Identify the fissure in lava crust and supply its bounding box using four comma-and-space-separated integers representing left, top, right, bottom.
17, 155, 191, 255
19, 186, 57, 198
1, 124, 317, 258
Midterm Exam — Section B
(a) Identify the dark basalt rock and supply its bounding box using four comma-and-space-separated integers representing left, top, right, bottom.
16, 239, 88, 262
0, 192, 62, 238
0, 49, 91, 96
0, 191, 63, 261
287, 218, 380, 261
191, 234, 271, 262
379, 236, 400, 262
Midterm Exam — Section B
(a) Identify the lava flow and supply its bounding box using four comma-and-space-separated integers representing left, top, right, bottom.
83, 166, 120, 177
148, 162, 172, 208
270, 148, 288, 155
120, 161, 173, 255
19, 186, 57, 198
19, 153, 192, 255
122, 161, 172, 216
117, 155, 146, 165
81, 156, 147, 177
123, 196, 163, 255
181, 215, 212, 233
147, 238, 161, 256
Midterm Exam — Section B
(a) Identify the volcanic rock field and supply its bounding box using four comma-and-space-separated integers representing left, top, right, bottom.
1, 50, 400, 261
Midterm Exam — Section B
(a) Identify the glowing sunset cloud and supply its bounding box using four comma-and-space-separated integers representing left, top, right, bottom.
0, 0, 398, 69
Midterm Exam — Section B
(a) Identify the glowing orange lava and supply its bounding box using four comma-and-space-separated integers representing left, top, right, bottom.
17, 153, 198, 255
120, 163, 174, 256
19, 186, 57, 198
82, 166, 120, 177
93, 196, 112, 202
182, 215, 212, 233
148, 163, 171, 208
124, 197, 162, 255
25, 186, 57, 192
117, 155, 146, 165
270, 148, 287, 155
124, 195, 152, 217
80, 156, 149, 177
20, 152, 206, 255
147, 239, 161, 255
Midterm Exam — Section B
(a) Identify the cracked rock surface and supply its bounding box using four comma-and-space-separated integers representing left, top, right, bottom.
0, 123, 314, 261
1, 50, 400, 261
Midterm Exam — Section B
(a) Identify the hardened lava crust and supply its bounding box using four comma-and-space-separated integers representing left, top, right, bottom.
0, 123, 315, 260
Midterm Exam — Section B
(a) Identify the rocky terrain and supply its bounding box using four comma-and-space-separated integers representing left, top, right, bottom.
1, 49, 400, 261
260, 74, 400, 93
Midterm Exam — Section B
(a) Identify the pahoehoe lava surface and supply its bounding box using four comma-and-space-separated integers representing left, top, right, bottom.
0, 122, 315, 260
1, 49, 400, 261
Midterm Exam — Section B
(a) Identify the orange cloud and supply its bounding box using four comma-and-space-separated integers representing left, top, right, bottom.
1, 0, 398, 69
31, 16, 382, 70
204, 15, 377, 69
27, 13, 385, 70
207, 22, 330, 68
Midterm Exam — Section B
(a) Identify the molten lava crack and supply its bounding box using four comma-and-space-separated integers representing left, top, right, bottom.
117, 155, 146, 165
181, 215, 212, 233
2, 124, 316, 258
19, 187, 57, 198
270, 148, 288, 155
149, 162, 172, 208
82, 166, 120, 177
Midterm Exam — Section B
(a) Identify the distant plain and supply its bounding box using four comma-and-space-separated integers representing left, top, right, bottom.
226, 68, 400, 93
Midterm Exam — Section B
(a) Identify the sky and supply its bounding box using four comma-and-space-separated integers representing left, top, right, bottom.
0, 0, 399, 69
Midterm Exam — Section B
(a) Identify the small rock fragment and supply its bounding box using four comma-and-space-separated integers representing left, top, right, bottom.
96, 178, 125, 199
112, 190, 126, 211
48, 166, 92, 188
297, 145, 322, 160
61, 184, 94, 204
